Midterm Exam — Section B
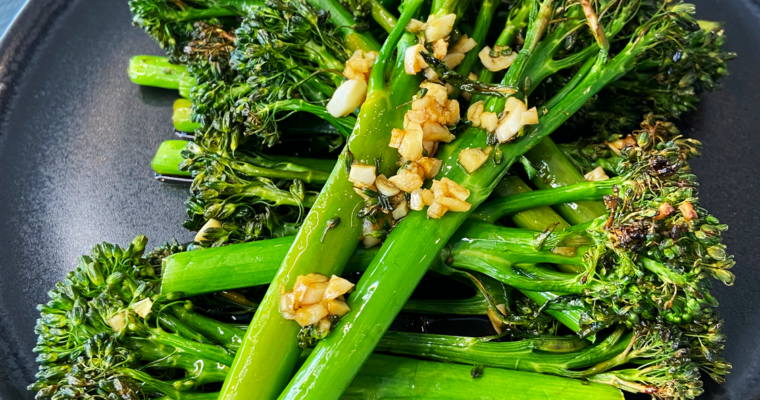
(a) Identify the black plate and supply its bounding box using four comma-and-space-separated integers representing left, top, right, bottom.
0, 0, 758, 399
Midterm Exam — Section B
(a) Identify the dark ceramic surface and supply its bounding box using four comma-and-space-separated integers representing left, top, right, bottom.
0, 0, 758, 399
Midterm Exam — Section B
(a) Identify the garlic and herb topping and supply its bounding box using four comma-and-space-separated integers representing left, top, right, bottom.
327, 50, 378, 118
280, 274, 355, 341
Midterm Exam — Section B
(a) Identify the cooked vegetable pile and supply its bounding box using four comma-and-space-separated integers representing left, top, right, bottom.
29, 0, 737, 399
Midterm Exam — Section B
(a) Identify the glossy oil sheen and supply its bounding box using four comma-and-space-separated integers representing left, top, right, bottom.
0, 0, 758, 400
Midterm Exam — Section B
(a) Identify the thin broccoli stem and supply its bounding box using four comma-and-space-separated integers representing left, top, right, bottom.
168, 304, 245, 351
472, 176, 622, 222
375, 325, 631, 377
217, 2, 426, 397
370, 0, 397, 34
525, 139, 609, 225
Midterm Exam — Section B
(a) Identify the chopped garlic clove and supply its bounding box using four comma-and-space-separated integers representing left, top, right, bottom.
279, 290, 296, 320
399, 122, 424, 161
363, 235, 382, 248
655, 202, 675, 221
375, 174, 401, 197
409, 189, 425, 211
406, 19, 426, 33
417, 157, 442, 179
427, 201, 448, 219
521, 107, 540, 125
433, 38, 448, 60
194, 219, 222, 243
425, 14, 456, 42
478, 46, 518, 72
392, 199, 409, 220
679, 201, 698, 221
300, 281, 328, 306
404, 44, 428, 74
107, 312, 127, 332
441, 177, 470, 201
437, 196, 471, 212
389, 128, 405, 148
131, 297, 153, 319
324, 275, 355, 300
422, 121, 456, 142
443, 52, 465, 69
388, 169, 424, 192
349, 163, 377, 188
317, 318, 332, 335
325, 299, 351, 318
422, 140, 439, 157
450, 35, 477, 53
467, 101, 485, 125
480, 112, 499, 133
458, 147, 491, 174
421, 81, 448, 105
421, 189, 435, 205
326, 79, 367, 117
294, 303, 329, 327
494, 98, 527, 143
584, 166, 609, 182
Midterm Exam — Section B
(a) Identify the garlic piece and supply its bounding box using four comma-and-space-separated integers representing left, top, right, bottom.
404, 44, 429, 74
375, 174, 400, 197
450, 34, 477, 54
388, 169, 424, 192
425, 14, 457, 42
326, 79, 367, 117
195, 219, 222, 242
417, 157, 442, 179
323, 275, 355, 300
433, 38, 448, 60
348, 163, 377, 188
584, 166, 609, 182
494, 97, 528, 143
294, 303, 329, 327
427, 201, 448, 219
443, 52, 465, 69
131, 298, 153, 319
521, 107, 540, 125
325, 299, 351, 318
437, 196, 471, 212
458, 147, 491, 174
478, 46, 518, 72
399, 122, 424, 161
392, 199, 409, 220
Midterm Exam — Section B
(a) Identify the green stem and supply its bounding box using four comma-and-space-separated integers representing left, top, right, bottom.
526, 139, 609, 225
217, 1, 426, 397
128, 55, 186, 89
374, 326, 631, 378
472, 176, 621, 222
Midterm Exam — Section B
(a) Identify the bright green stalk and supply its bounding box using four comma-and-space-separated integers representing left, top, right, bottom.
152, 140, 188, 176
370, 0, 397, 34
526, 139, 609, 225
218, 2, 425, 398
173, 99, 200, 132
128, 55, 188, 89
283, 4, 677, 396
472, 175, 621, 222
375, 327, 631, 378
157, 351, 625, 400
343, 353, 624, 400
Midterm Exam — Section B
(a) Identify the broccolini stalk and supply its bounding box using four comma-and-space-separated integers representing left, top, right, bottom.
282, 3, 705, 398
217, 2, 427, 398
